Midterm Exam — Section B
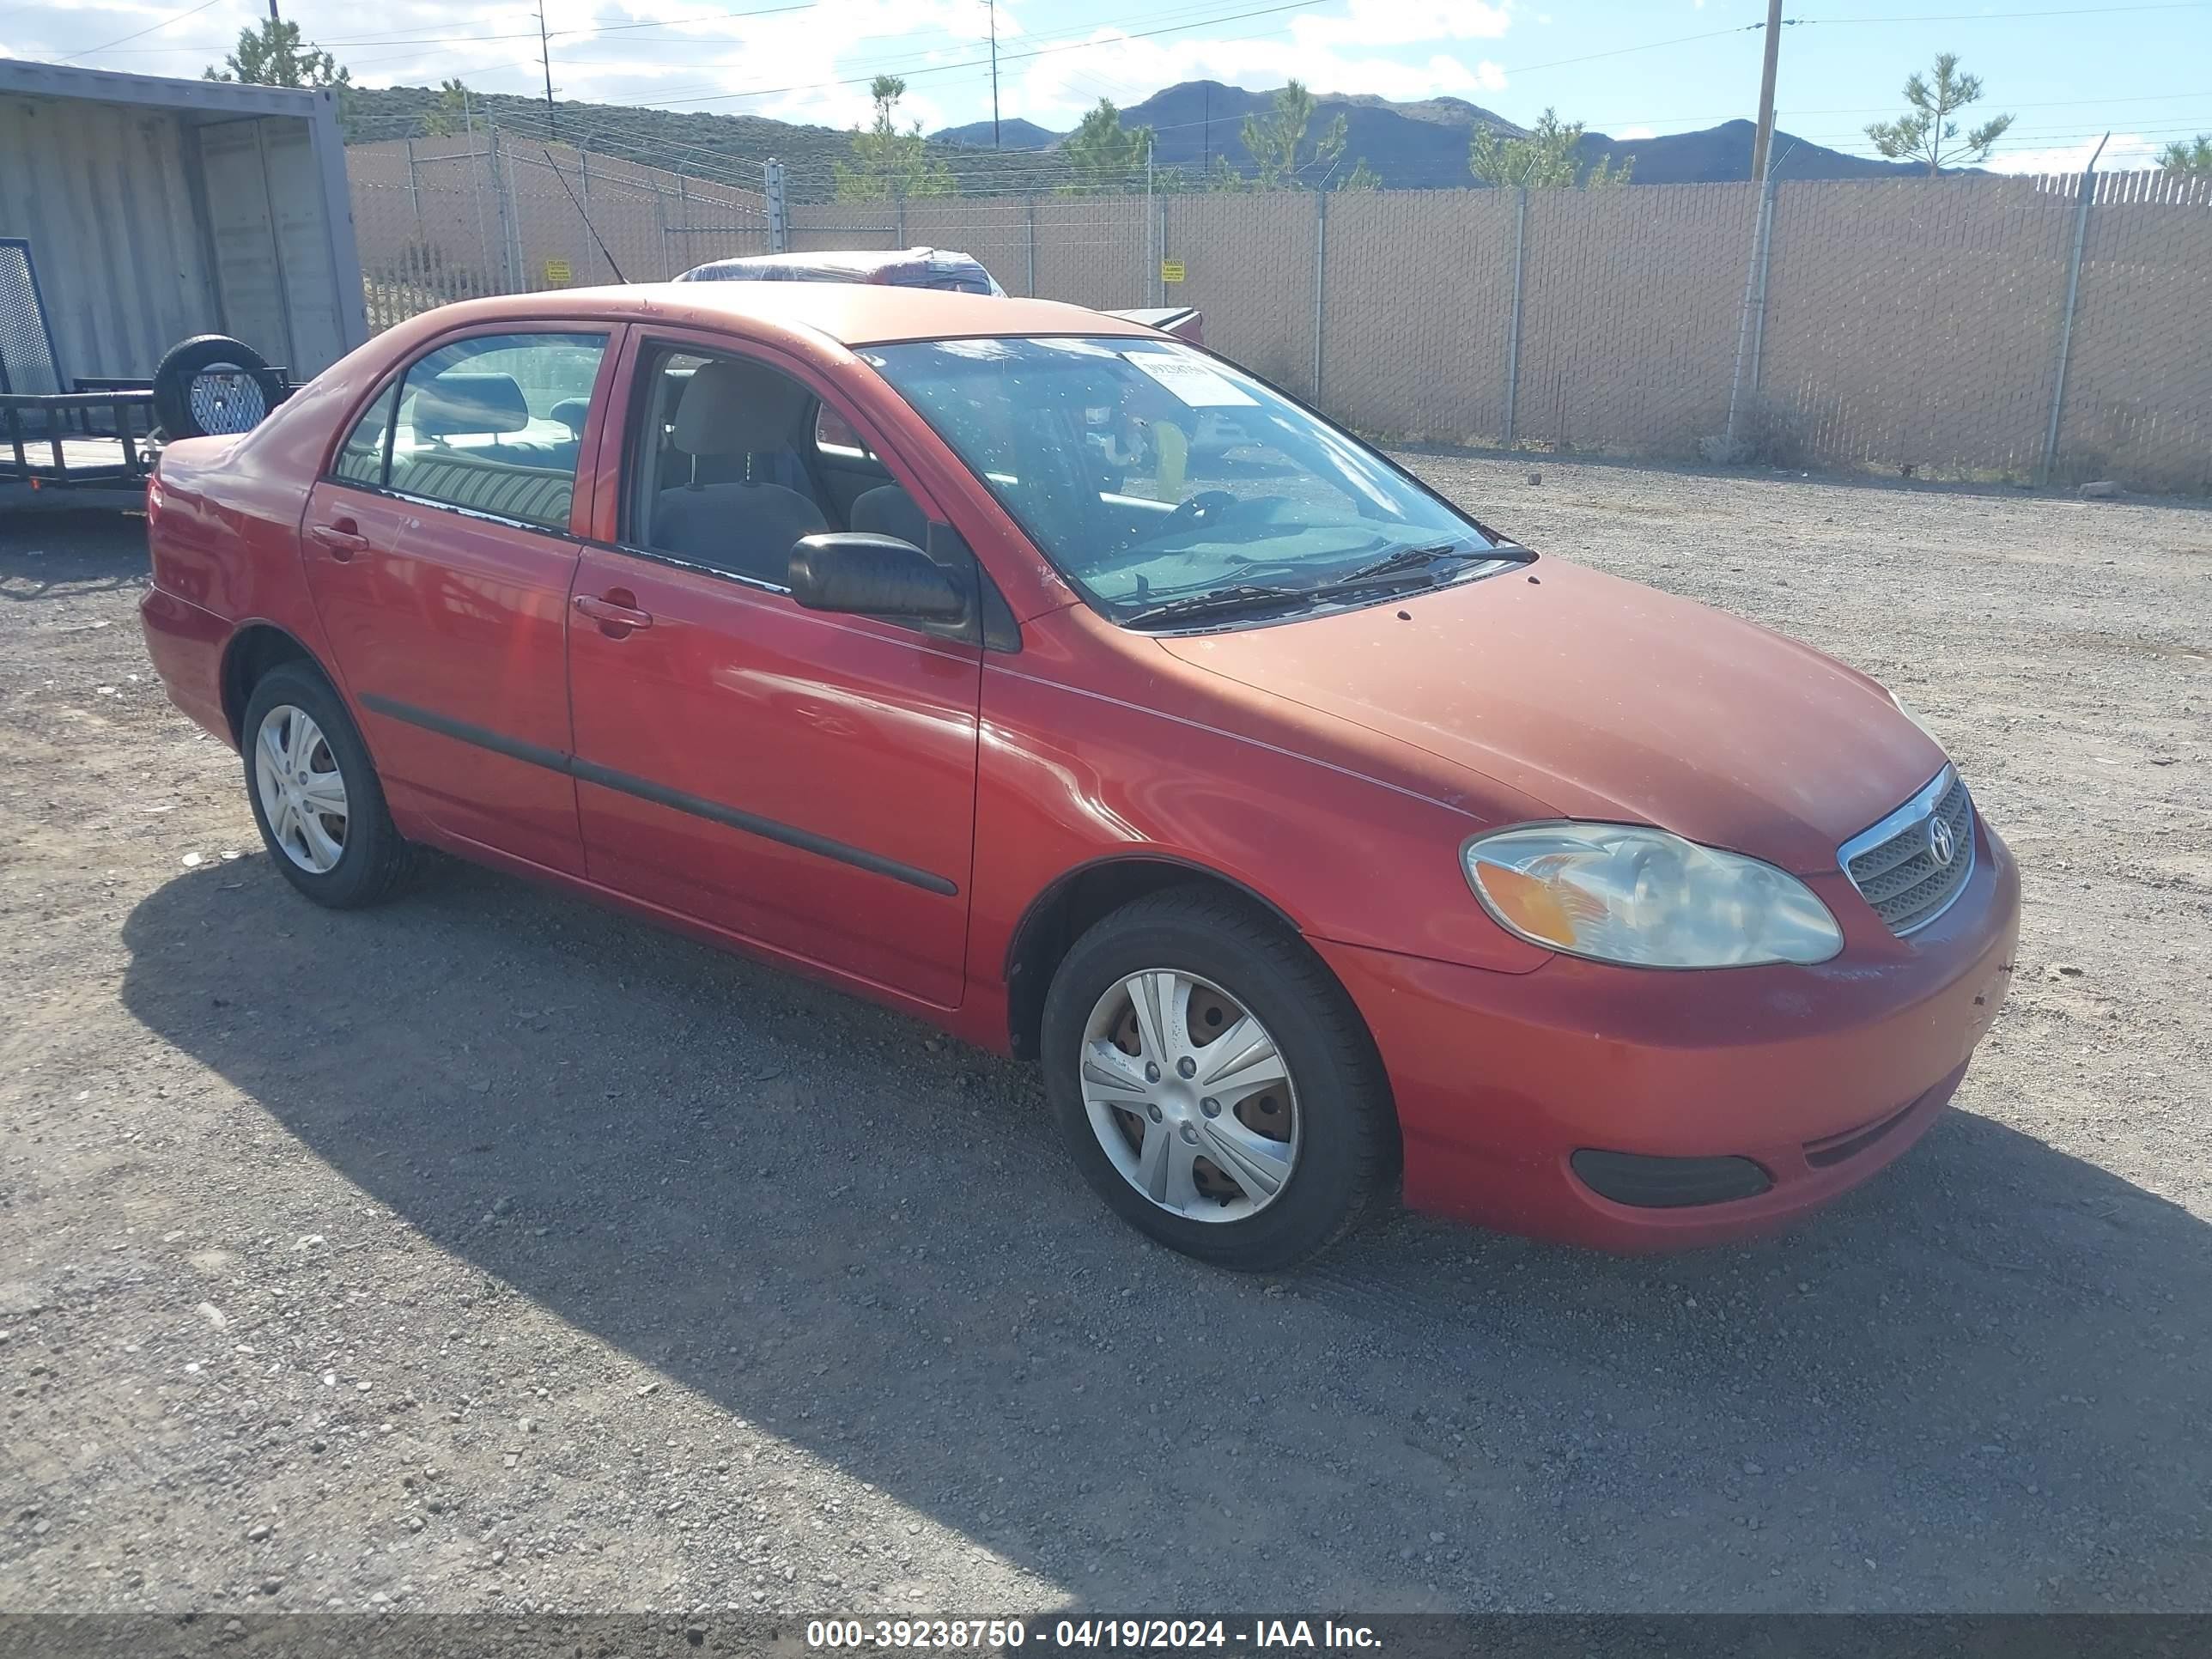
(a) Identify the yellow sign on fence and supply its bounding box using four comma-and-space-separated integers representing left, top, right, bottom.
543, 258, 574, 286
1159, 258, 1186, 284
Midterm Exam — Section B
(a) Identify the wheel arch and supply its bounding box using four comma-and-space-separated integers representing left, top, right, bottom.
1002, 854, 1316, 1062
219, 622, 328, 744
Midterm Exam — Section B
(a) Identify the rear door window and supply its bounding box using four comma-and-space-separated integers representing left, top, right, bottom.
331, 383, 398, 486
386, 332, 607, 532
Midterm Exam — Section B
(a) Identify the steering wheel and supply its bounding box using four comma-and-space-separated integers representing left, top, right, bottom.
1164, 489, 1238, 531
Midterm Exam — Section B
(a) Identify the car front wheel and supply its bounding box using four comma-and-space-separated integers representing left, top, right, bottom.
1040, 887, 1395, 1271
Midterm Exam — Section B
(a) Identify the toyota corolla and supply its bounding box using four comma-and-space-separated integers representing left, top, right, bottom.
138, 283, 2021, 1270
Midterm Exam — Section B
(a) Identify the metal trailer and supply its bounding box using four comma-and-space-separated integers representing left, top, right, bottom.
0, 58, 367, 506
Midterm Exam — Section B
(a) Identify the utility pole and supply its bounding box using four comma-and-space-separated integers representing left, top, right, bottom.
1749, 0, 1783, 181
988, 0, 1001, 148
537, 0, 558, 142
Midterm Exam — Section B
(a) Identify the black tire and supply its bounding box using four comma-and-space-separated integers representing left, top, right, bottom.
240, 662, 414, 908
1040, 885, 1395, 1272
152, 334, 283, 440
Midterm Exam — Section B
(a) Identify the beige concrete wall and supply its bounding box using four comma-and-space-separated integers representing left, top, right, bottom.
346, 139, 2212, 489
346, 135, 769, 313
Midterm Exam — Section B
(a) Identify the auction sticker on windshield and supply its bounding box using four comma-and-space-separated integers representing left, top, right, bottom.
1122, 350, 1255, 407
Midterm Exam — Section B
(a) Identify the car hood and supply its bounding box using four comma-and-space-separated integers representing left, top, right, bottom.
1155, 558, 1947, 875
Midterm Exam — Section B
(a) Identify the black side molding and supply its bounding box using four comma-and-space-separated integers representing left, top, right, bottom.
357, 692, 957, 897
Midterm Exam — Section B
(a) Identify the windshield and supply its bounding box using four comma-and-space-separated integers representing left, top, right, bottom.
863, 337, 1498, 624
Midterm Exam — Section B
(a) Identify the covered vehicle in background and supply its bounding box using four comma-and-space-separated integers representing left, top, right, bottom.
674, 247, 1203, 343
676, 247, 1007, 295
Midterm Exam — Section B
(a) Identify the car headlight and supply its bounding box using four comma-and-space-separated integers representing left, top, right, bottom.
1462, 823, 1844, 968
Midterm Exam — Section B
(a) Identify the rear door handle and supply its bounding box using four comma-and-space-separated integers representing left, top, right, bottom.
574, 592, 653, 634
310, 520, 369, 561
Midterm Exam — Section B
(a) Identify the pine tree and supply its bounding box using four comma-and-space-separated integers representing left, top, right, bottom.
1240, 82, 1370, 191
1469, 110, 1631, 189
205, 18, 350, 92
833, 77, 955, 205
419, 79, 473, 139
1062, 100, 1153, 195
2158, 135, 2212, 178
1863, 54, 2014, 176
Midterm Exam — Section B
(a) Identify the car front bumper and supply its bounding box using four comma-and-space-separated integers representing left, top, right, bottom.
1315, 818, 2021, 1251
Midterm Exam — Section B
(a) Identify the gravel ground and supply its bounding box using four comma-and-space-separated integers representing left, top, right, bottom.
2, 458, 2209, 1619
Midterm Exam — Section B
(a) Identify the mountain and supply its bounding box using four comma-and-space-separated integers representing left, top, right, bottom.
1588, 118, 1928, 184
343, 86, 1067, 203
930, 82, 1927, 189
341, 81, 1928, 203
929, 117, 1061, 152
931, 81, 1522, 189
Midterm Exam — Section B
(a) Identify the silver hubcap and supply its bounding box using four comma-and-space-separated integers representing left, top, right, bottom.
1079, 969, 1299, 1224
253, 704, 349, 874
188, 366, 268, 434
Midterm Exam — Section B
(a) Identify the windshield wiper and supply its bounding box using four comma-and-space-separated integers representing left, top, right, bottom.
1336, 539, 1534, 586
1116, 543, 1536, 630
1117, 584, 1325, 629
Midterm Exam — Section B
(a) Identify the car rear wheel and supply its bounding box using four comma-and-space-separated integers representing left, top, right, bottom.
1040, 886, 1394, 1271
240, 662, 412, 908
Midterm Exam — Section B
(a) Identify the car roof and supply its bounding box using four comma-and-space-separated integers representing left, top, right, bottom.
421, 281, 1160, 349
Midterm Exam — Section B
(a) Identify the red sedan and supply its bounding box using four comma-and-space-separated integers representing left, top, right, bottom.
138, 284, 2020, 1271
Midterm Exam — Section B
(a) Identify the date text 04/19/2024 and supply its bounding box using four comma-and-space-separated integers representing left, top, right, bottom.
804, 1620, 1383, 1650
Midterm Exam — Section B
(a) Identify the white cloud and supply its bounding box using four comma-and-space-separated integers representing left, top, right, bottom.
28, 0, 1525, 144
1290, 0, 1511, 49
1981, 133, 2160, 174
499, 0, 995, 132
1616, 125, 1657, 140
1013, 29, 1510, 131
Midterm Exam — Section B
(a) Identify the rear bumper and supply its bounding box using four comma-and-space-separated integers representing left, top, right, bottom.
1317, 819, 2021, 1251
139, 586, 234, 746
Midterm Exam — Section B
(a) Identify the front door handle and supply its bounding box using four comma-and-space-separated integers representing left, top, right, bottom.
309, 520, 369, 561
574, 592, 653, 635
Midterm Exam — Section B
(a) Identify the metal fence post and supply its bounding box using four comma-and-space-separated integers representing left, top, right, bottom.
1746, 173, 1779, 400
765, 159, 788, 253
1503, 185, 1528, 445
488, 126, 518, 293
1146, 138, 1158, 306
1025, 193, 1037, 296
404, 137, 420, 226
1156, 191, 1168, 308
1311, 187, 1328, 404
1723, 171, 1779, 453
504, 137, 526, 291
2040, 147, 2106, 486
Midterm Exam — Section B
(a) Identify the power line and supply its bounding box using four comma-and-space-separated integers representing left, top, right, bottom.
59, 0, 226, 62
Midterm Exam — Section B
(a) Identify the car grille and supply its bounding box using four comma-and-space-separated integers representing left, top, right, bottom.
1841, 769, 1975, 936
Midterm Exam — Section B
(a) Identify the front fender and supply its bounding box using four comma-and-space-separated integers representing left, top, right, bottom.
966, 630, 1553, 1007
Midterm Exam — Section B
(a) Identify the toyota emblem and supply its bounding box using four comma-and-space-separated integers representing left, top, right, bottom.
1927, 814, 1957, 868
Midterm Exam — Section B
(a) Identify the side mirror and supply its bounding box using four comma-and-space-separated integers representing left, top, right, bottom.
787, 532, 967, 623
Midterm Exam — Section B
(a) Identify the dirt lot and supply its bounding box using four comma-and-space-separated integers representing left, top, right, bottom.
2, 457, 2209, 1619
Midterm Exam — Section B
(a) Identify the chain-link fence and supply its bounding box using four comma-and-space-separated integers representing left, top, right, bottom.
345, 131, 2212, 490
347, 131, 770, 325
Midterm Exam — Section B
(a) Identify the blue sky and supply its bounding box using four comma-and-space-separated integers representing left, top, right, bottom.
8, 0, 2208, 171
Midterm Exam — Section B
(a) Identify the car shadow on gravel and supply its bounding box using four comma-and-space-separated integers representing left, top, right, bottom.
0, 509, 149, 601
118, 857, 2212, 1611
